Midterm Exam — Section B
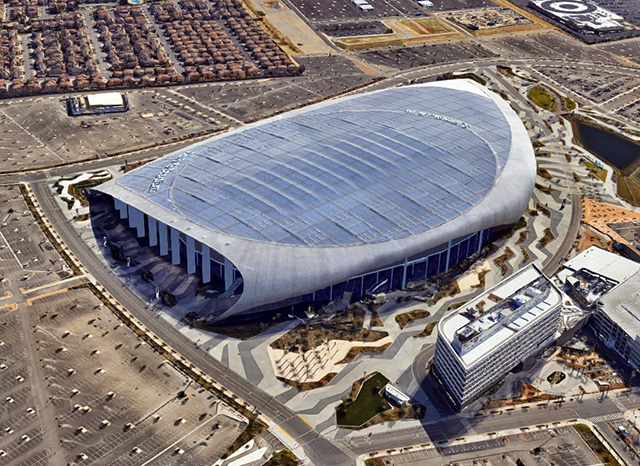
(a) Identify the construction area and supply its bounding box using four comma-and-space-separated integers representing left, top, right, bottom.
442, 6, 534, 33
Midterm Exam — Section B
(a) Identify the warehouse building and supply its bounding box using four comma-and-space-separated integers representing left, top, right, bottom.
93, 79, 535, 320
67, 92, 129, 116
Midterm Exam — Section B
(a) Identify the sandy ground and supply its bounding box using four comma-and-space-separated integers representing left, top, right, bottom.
244, 0, 333, 55
269, 336, 393, 383
582, 197, 640, 247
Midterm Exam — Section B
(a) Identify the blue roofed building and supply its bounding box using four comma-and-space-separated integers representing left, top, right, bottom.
93, 79, 536, 320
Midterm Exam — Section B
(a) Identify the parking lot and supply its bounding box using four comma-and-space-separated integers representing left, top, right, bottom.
30, 286, 247, 465
0, 90, 221, 173
385, 426, 601, 465
535, 63, 640, 104
0, 308, 50, 466
599, 38, 640, 65
285, 0, 421, 23
0, 185, 68, 289
0, 182, 263, 465
489, 31, 616, 63
359, 41, 497, 70
175, 55, 373, 122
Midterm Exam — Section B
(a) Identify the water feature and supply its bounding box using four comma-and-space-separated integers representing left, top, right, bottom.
569, 116, 640, 175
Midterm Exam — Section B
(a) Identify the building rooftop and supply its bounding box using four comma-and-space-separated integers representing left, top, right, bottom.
440, 265, 562, 367
99, 80, 512, 248
600, 270, 640, 342
85, 92, 125, 108
557, 246, 640, 284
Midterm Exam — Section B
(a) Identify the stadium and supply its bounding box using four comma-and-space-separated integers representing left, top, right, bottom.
93, 79, 536, 320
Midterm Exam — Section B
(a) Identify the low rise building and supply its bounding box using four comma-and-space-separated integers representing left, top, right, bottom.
558, 247, 640, 371
435, 264, 563, 410
383, 384, 410, 406
67, 92, 129, 116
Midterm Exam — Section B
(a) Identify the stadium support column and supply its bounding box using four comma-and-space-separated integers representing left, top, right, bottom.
224, 258, 233, 291
477, 231, 482, 254
128, 207, 145, 238
158, 222, 169, 256
170, 228, 180, 265
401, 258, 408, 289
445, 239, 452, 273
114, 198, 128, 219
186, 236, 196, 274
201, 246, 211, 284
148, 216, 157, 247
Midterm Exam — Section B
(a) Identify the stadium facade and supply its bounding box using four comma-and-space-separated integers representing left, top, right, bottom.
94, 79, 536, 320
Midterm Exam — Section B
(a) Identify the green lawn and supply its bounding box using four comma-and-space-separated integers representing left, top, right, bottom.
584, 160, 608, 183
529, 86, 557, 111
336, 373, 390, 427
563, 96, 576, 111
573, 424, 620, 466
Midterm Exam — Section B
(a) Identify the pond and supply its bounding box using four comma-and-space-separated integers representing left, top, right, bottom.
568, 116, 640, 175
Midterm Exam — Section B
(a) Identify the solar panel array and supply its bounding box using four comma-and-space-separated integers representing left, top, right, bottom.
115, 85, 512, 247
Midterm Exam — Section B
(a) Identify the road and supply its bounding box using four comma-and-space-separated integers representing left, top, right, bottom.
344, 392, 640, 455
31, 182, 353, 466
542, 191, 582, 276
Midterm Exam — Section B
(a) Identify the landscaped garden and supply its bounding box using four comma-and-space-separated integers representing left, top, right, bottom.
336, 373, 390, 427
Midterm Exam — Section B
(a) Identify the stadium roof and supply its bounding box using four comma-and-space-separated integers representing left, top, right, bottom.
103, 81, 511, 248
97, 80, 536, 317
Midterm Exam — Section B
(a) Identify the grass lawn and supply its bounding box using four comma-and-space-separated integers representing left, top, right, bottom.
399, 18, 451, 35
493, 247, 515, 276
395, 308, 431, 329
528, 86, 557, 112
584, 160, 608, 183
563, 96, 576, 111
537, 165, 553, 180
278, 372, 337, 391
338, 343, 391, 364
539, 227, 555, 247
264, 449, 299, 466
617, 176, 640, 207
336, 373, 389, 427
413, 321, 438, 339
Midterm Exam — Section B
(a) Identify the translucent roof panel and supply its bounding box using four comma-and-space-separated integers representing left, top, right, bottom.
112, 82, 513, 247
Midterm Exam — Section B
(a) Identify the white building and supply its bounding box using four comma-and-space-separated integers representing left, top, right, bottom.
528, 0, 625, 34
435, 264, 563, 410
558, 247, 640, 371
383, 384, 411, 406
85, 92, 126, 109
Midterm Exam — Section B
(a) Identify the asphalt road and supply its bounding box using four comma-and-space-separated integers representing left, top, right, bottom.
346, 392, 640, 455
542, 191, 582, 277
31, 182, 354, 466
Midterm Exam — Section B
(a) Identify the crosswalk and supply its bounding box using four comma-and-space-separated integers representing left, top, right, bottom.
588, 412, 625, 424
